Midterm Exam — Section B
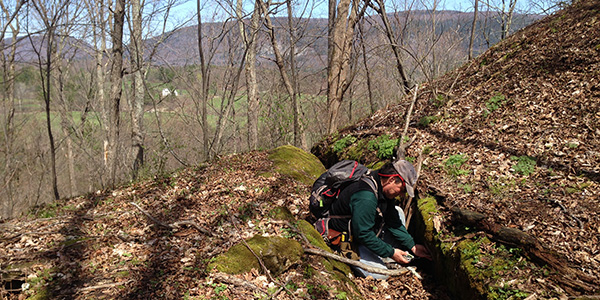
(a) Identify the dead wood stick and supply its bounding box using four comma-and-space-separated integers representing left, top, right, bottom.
130, 202, 211, 236
404, 151, 424, 228
228, 215, 298, 299
130, 202, 173, 229
402, 84, 419, 139
268, 278, 291, 300
79, 280, 133, 292
397, 84, 419, 160
171, 220, 213, 236
211, 272, 267, 296
545, 198, 584, 229
303, 247, 412, 277
229, 215, 275, 282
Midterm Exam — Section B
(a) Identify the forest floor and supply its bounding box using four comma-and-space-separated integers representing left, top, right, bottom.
0, 151, 450, 299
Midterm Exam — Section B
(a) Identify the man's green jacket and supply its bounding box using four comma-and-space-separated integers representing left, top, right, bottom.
329, 173, 415, 258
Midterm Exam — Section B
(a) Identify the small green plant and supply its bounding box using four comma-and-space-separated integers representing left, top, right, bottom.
333, 135, 357, 153
367, 135, 398, 159
281, 227, 297, 239
432, 94, 447, 107
418, 115, 440, 127
459, 183, 473, 193
335, 291, 348, 299
444, 154, 469, 177
484, 93, 507, 117
510, 155, 536, 176
488, 176, 517, 197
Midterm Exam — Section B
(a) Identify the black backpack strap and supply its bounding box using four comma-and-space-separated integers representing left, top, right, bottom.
360, 172, 379, 199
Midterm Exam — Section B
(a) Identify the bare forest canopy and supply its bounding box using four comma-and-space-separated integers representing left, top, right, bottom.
0, 0, 543, 221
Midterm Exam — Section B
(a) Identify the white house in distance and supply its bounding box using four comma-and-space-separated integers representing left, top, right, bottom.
161, 88, 179, 97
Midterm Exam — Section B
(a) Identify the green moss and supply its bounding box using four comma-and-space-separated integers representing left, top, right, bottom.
269, 206, 295, 222
208, 235, 303, 277
417, 196, 438, 241
297, 219, 330, 251
267, 145, 326, 185
344, 139, 367, 161
26, 288, 51, 300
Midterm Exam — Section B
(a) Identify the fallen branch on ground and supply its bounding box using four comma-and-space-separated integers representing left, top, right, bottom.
80, 280, 133, 292
211, 272, 267, 296
304, 247, 421, 278
130, 202, 212, 236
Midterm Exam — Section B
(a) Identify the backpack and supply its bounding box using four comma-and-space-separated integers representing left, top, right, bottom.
309, 160, 378, 219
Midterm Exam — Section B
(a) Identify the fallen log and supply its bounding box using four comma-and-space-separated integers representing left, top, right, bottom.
451, 207, 598, 294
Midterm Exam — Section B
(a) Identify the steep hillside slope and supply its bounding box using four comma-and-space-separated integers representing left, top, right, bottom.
314, 0, 599, 297
0, 150, 448, 299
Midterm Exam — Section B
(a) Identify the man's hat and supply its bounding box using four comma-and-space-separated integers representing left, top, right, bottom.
392, 160, 417, 198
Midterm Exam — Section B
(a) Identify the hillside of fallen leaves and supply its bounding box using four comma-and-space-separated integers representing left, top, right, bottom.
2, 1, 599, 300
1, 151, 449, 299
317, 0, 598, 297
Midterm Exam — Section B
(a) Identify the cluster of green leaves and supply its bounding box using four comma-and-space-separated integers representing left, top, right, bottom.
484, 93, 507, 117
510, 155, 536, 176
432, 94, 448, 107
444, 154, 470, 177
418, 115, 440, 127
333, 135, 357, 153
367, 135, 398, 159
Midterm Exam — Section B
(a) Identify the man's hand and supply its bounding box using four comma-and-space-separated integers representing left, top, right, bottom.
391, 248, 411, 264
411, 244, 432, 260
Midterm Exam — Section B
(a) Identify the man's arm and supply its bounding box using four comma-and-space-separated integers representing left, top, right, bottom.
384, 209, 416, 251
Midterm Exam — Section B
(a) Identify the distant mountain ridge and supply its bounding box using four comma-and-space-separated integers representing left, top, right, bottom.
145, 10, 542, 68
2, 11, 542, 70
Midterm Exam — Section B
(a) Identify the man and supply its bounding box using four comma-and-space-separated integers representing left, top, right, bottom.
328, 159, 431, 279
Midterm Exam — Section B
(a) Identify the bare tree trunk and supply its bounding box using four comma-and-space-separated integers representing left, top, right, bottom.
197, 0, 210, 160
42, 30, 60, 201
370, 0, 412, 94
211, 34, 246, 158
0, 1, 23, 217
286, 0, 305, 149
260, 0, 300, 146
326, 0, 367, 134
468, 0, 479, 60
237, 0, 261, 151
500, 0, 517, 39
108, 0, 125, 187
26, 0, 62, 201
358, 20, 376, 115
130, 0, 144, 180
57, 65, 77, 198
83, 0, 110, 182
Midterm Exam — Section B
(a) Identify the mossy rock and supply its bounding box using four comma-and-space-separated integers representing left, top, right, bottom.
296, 220, 361, 299
268, 206, 295, 222
208, 235, 303, 277
267, 145, 325, 185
